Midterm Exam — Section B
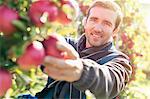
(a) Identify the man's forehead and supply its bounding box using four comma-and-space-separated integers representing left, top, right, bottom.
89, 6, 116, 14
87, 6, 117, 26
89, 7, 117, 18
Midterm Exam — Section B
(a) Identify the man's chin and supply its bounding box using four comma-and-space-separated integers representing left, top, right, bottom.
89, 42, 103, 47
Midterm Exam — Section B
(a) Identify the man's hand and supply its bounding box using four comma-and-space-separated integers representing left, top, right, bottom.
43, 41, 83, 82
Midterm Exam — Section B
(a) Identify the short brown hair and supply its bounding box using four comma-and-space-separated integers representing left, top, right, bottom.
86, 0, 123, 30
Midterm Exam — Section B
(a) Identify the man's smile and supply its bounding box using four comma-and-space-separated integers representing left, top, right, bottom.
91, 32, 103, 39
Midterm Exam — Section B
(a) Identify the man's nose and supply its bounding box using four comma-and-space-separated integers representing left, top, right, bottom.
94, 23, 103, 32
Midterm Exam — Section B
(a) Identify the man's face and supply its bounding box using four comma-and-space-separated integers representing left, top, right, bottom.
84, 6, 118, 48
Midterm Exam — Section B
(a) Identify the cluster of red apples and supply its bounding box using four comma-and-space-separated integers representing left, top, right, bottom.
0, 0, 72, 36
0, 0, 74, 96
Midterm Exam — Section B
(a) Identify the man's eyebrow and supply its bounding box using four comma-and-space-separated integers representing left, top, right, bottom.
89, 17, 98, 20
103, 20, 113, 26
105, 20, 112, 24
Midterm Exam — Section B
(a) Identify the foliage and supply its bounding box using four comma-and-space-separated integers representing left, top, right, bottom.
120, 69, 150, 99
115, 0, 150, 98
0, 0, 78, 98
0, 0, 150, 98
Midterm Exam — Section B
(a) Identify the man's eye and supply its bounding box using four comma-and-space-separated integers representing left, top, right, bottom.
103, 21, 112, 27
90, 18, 97, 22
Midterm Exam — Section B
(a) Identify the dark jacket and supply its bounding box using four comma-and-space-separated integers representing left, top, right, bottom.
36, 35, 132, 99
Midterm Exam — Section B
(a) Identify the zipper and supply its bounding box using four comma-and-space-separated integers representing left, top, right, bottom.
69, 83, 72, 99
47, 80, 58, 88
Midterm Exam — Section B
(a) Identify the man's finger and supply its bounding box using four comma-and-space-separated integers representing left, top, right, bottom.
44, 56, 69, 69
45, 66, 74, 82
56, 42, 79, 59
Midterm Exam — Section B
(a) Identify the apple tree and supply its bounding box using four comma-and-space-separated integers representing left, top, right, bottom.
0, 0, 79, 98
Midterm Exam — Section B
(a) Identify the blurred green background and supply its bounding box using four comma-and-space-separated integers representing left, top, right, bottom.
0, 0, 150, 99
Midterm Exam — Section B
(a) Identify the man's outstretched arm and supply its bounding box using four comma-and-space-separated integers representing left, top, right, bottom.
73, 57, 132, 99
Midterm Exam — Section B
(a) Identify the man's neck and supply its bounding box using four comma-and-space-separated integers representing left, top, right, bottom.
86, 41, 92, 48
85, 38, 113, 48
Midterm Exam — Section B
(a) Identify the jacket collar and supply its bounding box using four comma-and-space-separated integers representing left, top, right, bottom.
76, 34, 113, 55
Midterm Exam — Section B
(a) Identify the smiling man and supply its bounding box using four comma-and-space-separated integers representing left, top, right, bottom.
84, 6, 118, 47
34, 0, 132, 99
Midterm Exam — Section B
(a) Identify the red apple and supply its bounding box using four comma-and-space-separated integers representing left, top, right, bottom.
28, 0, 58, 27
121, 32, 128, 43
79, 3, 89, 16
57, 10, 71, 25
0, 5, 19, 36
60, 0, 73, 7
42, 35, 66, 58
0, 68, 12, 96
60, 0, 69, 5
17, 41, 45, 70
127, 38, 134, 49
60, 0, 79, 20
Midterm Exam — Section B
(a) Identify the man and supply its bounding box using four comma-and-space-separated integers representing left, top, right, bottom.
35, 0, 132, 99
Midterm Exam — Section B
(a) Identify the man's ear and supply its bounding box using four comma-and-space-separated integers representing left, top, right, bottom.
82, 17, 87, 26
113, 27, 119, 37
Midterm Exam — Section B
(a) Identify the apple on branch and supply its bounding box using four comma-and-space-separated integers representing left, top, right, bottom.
42, 34, 69, 59
0, 5, 19, 36
17, 41, 45, 70
0, 68, 12, 97
57, 9, 71, 25
28, 0, 58, 27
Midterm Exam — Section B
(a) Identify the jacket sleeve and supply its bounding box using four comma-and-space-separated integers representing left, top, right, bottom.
72, 56, 132, 99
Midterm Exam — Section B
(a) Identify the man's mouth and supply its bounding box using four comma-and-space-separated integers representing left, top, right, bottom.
91, 32, 102, 38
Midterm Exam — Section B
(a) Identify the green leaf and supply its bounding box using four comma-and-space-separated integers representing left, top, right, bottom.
12, 20, 27, 32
